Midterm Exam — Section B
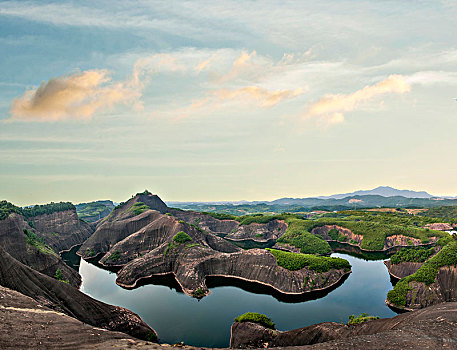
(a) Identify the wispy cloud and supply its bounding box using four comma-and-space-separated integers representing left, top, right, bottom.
9, 70, 140, 121
304, 74, 411, 125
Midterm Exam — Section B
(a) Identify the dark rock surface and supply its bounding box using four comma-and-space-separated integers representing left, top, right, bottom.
0, 245, 156, 341
30, 209, 93, 252
116, 246, 348, 297
384, 260, 423, 279
0, 213, 82, 287
0, 285, 152, 350
230, 302, 457, 349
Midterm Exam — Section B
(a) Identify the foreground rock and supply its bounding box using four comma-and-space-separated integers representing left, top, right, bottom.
0, 286, 157, 350
230, 302, 457, 349
0, 246, 157, 341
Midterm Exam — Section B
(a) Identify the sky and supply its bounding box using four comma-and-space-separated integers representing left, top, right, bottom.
1, 0, 457, 206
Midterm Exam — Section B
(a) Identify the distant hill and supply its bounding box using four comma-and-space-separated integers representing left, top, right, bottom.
316, 186, 433, 200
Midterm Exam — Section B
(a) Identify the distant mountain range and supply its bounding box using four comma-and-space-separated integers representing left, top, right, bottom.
168, 186, 437, 206
318, 186, 433, 199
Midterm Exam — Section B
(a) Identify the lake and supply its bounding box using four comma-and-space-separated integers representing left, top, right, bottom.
63, 247, 398, 347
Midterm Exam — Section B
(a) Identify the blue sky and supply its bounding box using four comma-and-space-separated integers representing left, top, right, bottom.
1, 0, 457, 205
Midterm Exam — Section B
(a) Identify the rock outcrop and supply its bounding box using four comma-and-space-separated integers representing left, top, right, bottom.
0, 246, 157, 341
0, 213, 82, 287
0, 285, 155, 350
116, 247, 349, 297
29, 209, 93, 252
169, 209, 287, 243
79, 193, 349, 298
384, 260, 423, 279
230, 302, 457, 349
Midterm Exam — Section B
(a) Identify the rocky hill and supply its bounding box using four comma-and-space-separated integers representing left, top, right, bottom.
0, 207, 88, 287
79, 192, 350, 298
0, 245, 156, 342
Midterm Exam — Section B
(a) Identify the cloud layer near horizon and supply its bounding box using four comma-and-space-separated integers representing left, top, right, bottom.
10, 70, 139, 121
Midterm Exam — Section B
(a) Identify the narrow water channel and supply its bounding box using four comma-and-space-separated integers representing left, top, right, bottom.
63, 247, 397, 347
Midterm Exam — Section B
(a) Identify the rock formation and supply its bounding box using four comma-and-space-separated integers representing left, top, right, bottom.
79, 193, 350, 298
230, 302, 457, 349
0, 246, 156, 341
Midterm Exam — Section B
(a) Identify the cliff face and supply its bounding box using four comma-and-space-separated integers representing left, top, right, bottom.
29, 209, 93, 252
230, 302, 457, 349
384, 260, 424, 279
0, 246, 156, 341
116, 247, 348, 297
395, 266, 457, 310
0, 213, 81, 287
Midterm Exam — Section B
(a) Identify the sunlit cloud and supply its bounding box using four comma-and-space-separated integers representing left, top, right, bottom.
304, 74, 411, 125
10, 70, 140, 121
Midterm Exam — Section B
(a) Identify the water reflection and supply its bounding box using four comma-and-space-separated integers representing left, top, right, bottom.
76, 252, 397, 347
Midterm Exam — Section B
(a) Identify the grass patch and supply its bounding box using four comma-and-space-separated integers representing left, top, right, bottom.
348, 313, 380, 325
173, 231, 192, 244
131, 202, 150, 216
387, 241, 457, 306
266, 248, 351, 273
234, 312, 275, 329
23, 229, 58, 257
192, 288, 206, 298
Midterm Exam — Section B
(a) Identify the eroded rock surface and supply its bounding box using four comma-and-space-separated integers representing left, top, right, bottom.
230, 302, 457, 349
0, 213, 82, 287
384, 260, 424, 279
0, 246, 156, 341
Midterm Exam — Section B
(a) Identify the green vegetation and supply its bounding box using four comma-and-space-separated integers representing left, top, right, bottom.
131, 202, 150, 216
84, 248, 96, 257
192, 288, 205, 298
164, 242, 179, 256
173, 231, 192, 244
390, 246, 435, 264
234, 312, 275, 329
202, 212, 237, 220
347, 313, 380, 325
23, 229, 58, 257
387, 241, 457, 306
0, 200, 21, 220
255, 233, 263, 238
136, 189, 152, 196
75, 200, 114, 221
106, 250, 121, 262
418, 206, 457, 223
266, 248, 351, 273
23, 202, 75, 217
237, 214, 279, 226
145, 331, 158, 342
277, 216, 332, 255
54, 269, 69, 284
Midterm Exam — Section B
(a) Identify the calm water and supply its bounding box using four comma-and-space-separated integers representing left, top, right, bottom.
63, 247, 397, 347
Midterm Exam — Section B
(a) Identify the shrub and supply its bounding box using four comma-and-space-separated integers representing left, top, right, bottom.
266, 248, 351, 273
107, 250, 121, 262
145, 331, 158, 342
234, 312, 275, 329
173, 231, 192, 244
54, 268, 69, 284
0, 201, 21, 220
193, 288, 206, 298
390, 247, 435, 264
23, 229, 57, 257
255, 233, 263, 238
